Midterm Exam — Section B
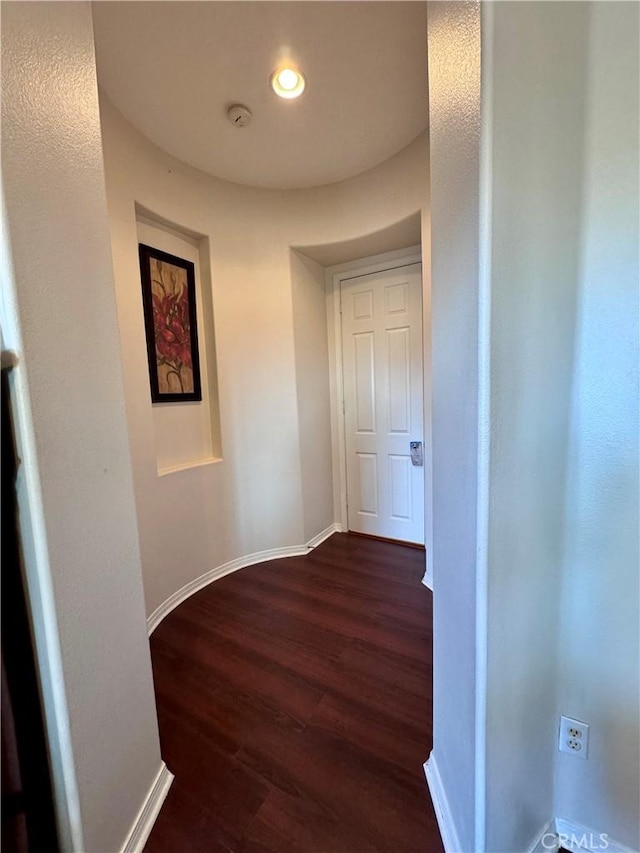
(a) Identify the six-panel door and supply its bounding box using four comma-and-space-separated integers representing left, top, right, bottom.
341, 264, 424, 544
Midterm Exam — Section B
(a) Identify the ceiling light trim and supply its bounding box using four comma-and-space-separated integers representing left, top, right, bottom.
270, 67, 306, 100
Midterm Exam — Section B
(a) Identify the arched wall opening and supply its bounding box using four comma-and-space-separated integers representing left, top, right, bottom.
99, 94, 431, 625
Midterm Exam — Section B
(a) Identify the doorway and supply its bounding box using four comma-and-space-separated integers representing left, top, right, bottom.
329, 248, 426, 548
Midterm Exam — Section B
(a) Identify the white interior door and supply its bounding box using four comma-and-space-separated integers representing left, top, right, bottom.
341, 263, 424, 544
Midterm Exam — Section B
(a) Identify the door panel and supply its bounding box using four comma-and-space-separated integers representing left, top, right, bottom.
387, 326, 410, 433
389, 453, 412, 520
341, 263, 424, 544
354, 333, 376, 432
356, 452, 379, 515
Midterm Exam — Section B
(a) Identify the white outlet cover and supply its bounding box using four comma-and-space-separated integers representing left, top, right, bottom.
559, 715, 590, 759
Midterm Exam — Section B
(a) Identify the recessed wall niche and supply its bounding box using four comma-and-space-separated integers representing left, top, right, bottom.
135, 206, 222, 475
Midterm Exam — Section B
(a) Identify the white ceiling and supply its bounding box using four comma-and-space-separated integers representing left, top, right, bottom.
92, 2, 429, 190
295, 212, 421, 267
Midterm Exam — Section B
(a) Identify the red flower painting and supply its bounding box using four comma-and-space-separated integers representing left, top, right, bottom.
139, 245, 202, 402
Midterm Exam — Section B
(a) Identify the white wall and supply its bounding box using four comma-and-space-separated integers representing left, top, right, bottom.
421, 164, 434, 585
426, 3, 483, 851
484, 3, 590, 849
100, 95, 429, 619
428, 3, 639, 851
1, 4, 163, 851
290, 251, 334, 542
485, 4, 640, 849
555, 4, 639, 848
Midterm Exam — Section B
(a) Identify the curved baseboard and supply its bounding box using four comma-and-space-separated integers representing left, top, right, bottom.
147, 522, 341, 635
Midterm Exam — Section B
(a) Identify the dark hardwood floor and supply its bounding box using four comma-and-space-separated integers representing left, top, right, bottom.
145, 533, 442, 853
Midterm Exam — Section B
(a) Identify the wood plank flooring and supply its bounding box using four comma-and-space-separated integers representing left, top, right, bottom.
145, 533, 442, 853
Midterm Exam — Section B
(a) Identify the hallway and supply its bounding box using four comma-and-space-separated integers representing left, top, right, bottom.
145, 533, 442, 852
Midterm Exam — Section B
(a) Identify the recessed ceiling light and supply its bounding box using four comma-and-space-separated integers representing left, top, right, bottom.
270, 67, 306, 100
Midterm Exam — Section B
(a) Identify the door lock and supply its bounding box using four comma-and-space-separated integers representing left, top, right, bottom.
410, 441, 423, 467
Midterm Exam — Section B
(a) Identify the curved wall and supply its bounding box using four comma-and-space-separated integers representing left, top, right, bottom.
100, 95, 429, 619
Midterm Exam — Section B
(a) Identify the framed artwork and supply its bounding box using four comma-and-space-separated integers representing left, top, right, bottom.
138, 243, 202, 403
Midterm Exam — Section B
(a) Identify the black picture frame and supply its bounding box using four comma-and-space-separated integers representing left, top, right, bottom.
138, 243, 202, 403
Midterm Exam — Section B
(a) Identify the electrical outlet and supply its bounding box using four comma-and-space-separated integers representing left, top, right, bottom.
559, 715, 589, 759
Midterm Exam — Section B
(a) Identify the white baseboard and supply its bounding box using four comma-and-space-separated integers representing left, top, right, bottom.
307, 522, 342, 549
528, 819, 559, 853
424, 754, 463, 853
147, 544, 308, 634
527, 817, 636, 853
147, 525, 342, 634
422, 572, 433, 591
419, 796, 634, 853
121, 762, 173, 853
552, 818, 636, 853
422, 756, 635, 853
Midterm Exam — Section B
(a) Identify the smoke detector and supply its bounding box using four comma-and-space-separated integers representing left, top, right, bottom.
227, 104, 252, 127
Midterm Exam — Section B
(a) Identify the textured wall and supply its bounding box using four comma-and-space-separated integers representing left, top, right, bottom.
484, 3, 589, 849
427, 3, 483, 850
555, 3, 640, 848
1, 4, 162, 850
483, 4, 640, 849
